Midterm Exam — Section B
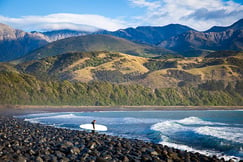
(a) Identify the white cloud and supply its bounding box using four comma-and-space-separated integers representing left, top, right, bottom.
129, 0, 243, 31
0, 13, 127, 32
129, 0, 161, 10
0, 1, 242, 32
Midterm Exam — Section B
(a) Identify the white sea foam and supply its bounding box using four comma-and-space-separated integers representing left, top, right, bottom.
195, 126, 243, 144
150, 116, 208, 133
24, 112, 78, 119
178, 117, 210, 125
151, 117, 242, 161
24, 118, 43, 124
23, 113, 79, 123
159, 140, 240, 161
151, 116, 228, 134
177, 116, 227, 126
178, 116, 205, 124
47, 113, 78, 119
161, 140, 215, 156
123, 117, 160, 124
151, 120, 188, 135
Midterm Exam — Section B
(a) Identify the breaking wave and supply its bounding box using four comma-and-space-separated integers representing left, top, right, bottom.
195, 126, 243, 144
151, 116, 242, 161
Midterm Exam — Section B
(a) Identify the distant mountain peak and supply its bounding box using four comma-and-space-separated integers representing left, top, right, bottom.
229, 18, 243, 29
0, 23, 49, 62
0, 23, 11, 28
41, 29, 93, 42
205, 18, 243, 33
0, 23, 20, 40
98, 24, 194, 45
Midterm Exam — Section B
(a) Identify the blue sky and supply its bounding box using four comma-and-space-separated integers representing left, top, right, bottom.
0, 0, 137, 18
0, 0, 242, 31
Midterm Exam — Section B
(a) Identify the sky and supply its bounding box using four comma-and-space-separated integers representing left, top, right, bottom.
0, 0, 242, 32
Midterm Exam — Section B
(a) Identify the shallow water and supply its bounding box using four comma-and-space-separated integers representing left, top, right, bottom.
18, 110, 243, 161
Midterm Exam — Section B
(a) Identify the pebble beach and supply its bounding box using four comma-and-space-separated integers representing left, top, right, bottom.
0, 107, 239, 162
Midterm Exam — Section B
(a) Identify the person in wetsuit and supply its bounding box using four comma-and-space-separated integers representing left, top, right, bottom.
91, 120, 96, 130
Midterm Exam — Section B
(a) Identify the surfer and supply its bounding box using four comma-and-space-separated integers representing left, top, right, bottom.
91, 120, 96, 130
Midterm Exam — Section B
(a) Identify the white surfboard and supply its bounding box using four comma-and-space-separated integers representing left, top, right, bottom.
80, 124, 108, 131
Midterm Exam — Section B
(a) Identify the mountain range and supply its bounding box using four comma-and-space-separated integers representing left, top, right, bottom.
159, 19, 243, 56
0, 19, 242, 106
159, 29, 243, 56
98, 24, 195, 45
0, 19, 242, 62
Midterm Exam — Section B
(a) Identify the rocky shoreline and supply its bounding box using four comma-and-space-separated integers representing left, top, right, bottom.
0, 113, 235, 162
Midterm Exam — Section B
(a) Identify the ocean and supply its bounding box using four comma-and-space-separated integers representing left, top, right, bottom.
17, 110, 243, 161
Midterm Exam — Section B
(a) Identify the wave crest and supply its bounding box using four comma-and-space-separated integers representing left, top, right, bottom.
195, 126, 243, 144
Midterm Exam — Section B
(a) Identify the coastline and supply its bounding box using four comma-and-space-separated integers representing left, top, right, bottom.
0, 116, 228, 162
0, 105, 241, 161
1, 104, 243, 114
1, 105, 243, 118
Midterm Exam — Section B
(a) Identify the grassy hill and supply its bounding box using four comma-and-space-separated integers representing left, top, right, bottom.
0, 70, 242, 106
16, 51, 243, 88
16, 34, 173, 63
1, 51, 242, 106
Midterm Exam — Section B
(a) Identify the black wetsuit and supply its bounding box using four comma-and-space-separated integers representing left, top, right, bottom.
91, 121, 95, 130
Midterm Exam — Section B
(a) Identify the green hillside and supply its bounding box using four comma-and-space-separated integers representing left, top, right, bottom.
0, 51, 242, 106
0, 71, 242, 106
